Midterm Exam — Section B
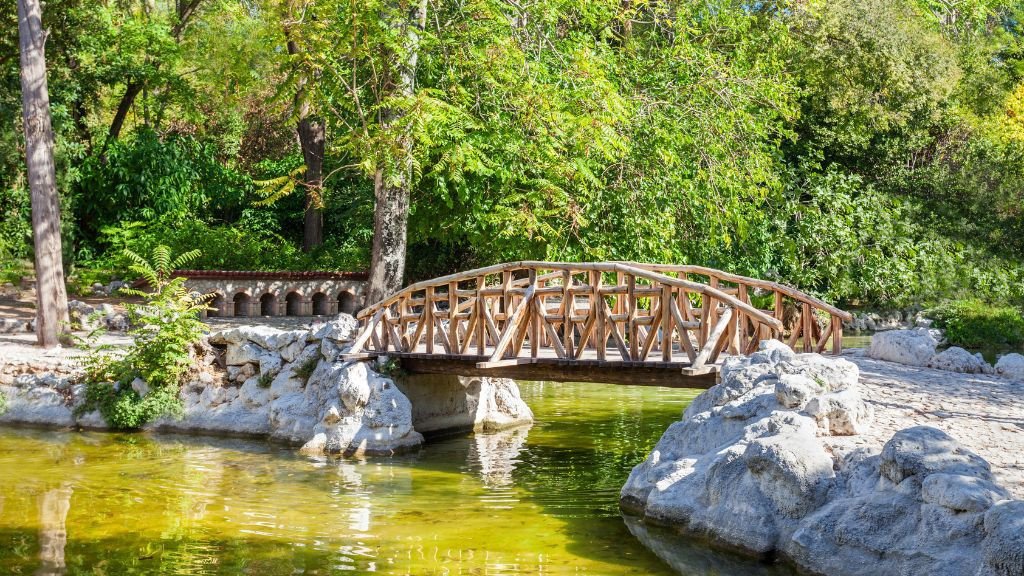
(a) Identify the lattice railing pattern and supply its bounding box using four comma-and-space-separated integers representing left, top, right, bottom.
346, 262, 851, 372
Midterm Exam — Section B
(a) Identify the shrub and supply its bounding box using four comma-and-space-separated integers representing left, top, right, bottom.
76, 246, 211, 429
929, 300, 1024, 349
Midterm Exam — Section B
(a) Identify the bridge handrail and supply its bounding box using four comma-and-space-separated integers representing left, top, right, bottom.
615, 262, 852, 321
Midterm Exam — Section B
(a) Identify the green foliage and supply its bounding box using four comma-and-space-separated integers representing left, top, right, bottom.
257, 372, 273, 389
76, 246, 210, 430
5, 0, 1024, 311
0, 388, 7, 416
929, 300, 1024, 349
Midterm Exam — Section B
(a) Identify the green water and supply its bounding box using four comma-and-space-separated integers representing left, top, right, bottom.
0, 382, 795, 575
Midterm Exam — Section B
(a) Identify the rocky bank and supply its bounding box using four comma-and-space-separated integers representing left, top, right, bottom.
0, 315, 533, 455
621, 341, 1023, 576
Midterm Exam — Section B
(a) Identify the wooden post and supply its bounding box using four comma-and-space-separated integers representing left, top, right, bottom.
425, 285, 435, 354
661, 285, 672, 362
832, 316, 843, 355
448, 281, 458, 353
802, 302, 813, 353
563, 270, 573, 358
592, 270, 605, 361
628, 275, 638, 360
530, 269, 539, 359
476, 275, 486, 355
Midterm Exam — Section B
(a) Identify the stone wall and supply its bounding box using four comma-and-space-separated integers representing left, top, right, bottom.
185, 276, 367, 318
0, 317, 533, 456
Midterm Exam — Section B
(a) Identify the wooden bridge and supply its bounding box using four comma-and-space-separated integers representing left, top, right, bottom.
343, 262, 851, 388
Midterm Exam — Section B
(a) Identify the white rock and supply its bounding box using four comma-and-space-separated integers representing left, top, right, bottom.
130, 377, 150, 398
775, 374, 823, 409
805, 388, 873, 436
225, 342, 266, 366
868, 329, 938, 366
928, 347, 993, 374
310, 315, 359, 342
994, 353, 1024, 382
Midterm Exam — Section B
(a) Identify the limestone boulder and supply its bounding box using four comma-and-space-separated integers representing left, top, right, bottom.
622, 341, 1020, 576
868, 329, 938, 366
928, 347, 993, 374
994, 353, 1024, 382
310, 315, 359, 343
225, 342, 266, 366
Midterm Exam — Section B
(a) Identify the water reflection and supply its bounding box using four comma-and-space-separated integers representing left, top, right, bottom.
36, 486, 71, 576
0, 382, 781, 575
623, 515, 796, 576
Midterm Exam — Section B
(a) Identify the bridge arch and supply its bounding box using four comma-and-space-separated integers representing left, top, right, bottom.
344, 261, 851, 386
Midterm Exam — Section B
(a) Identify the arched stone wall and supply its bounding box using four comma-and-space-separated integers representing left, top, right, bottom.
185, 271, 367, 318
208, 293, 226, 317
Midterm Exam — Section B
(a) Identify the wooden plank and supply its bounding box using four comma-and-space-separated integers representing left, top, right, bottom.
692, 308, 733, 369
544, 320, 567, 358
382, 309, 405, 352
574, 313, 597, 360
815, 317, 834, 354
605, 298, 631, 360
530, 270, 540, 360
349, 308, 385, 354
669, 296, 697, 362
640, 298, 661, 361
485, 283, 536, 363
409, 357, 718, 388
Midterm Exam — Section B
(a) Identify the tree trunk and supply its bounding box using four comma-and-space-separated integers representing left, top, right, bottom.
287, 30, 325, 253
298, 116, 324, 252
18, 0, 69, 347
366, 0, 427, 305
106, 81, 143, 144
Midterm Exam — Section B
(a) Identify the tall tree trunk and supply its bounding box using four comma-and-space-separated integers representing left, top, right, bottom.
298, 116, 324, 252
366, 0, 427, 305
286, 30, 325, 253
18, 0, 69, 347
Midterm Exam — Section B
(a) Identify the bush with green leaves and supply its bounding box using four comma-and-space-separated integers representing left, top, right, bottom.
76, 246, 211, 430
929, 300, 1024, 350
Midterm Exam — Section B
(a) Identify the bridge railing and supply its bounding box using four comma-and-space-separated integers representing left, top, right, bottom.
346, 262, 851, 372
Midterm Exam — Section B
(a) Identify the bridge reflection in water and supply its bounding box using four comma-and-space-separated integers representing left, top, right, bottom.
346, 261, 852, 388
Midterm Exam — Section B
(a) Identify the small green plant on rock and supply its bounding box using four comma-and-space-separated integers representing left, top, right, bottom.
76, 246, 210, 430
0, 390, 7, 416
257, 371, 273, 388
293, 356, 319, 383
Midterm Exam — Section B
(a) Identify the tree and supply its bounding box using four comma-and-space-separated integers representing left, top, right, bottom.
18, 0, 69, 347
365, 0, 428, 304
284, 3, 325, 252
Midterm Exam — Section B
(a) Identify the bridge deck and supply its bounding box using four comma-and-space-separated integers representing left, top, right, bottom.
359, 343, 722, 388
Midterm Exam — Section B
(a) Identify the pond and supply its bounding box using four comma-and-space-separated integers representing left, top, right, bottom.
0, 381, 797, 575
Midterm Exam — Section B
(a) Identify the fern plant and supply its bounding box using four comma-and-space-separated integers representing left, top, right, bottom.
77, 246, 212, 429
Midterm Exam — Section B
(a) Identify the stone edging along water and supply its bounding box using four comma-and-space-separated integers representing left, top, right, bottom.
0, 315, 533, 455
620, 339, 1023, 576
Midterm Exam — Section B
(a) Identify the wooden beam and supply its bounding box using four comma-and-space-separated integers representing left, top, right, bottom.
692, 307, 733, 370
484, 283, 536, 363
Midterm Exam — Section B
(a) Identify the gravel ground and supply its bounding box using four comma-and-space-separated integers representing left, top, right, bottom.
838, 350, 1024, 499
